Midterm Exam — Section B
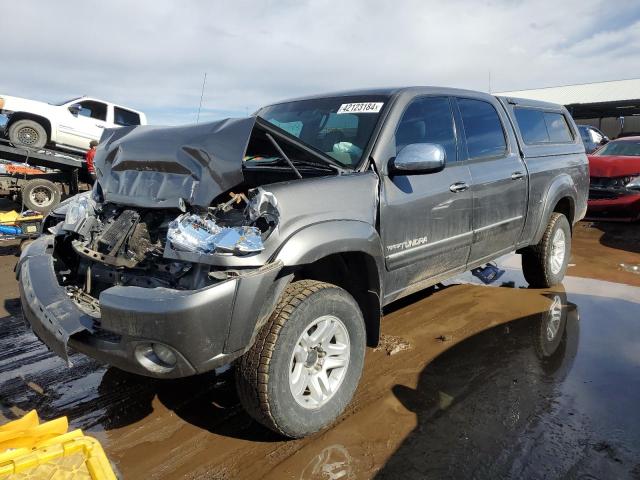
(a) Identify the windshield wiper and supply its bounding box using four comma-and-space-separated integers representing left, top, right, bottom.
265, 133, 302, 179
289, 158, 336, 171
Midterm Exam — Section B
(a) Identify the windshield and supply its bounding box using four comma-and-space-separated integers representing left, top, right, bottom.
257, 95, 389, 168
595, 139, 640, 156
50, 97, 83, 106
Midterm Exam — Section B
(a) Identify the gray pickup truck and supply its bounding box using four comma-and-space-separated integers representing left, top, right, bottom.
17, 87, 588, 438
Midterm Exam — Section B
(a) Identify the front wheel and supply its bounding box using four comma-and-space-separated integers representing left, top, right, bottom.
235, 280, 366, 438
522, 213, 571, 288
8, 119, 47, 148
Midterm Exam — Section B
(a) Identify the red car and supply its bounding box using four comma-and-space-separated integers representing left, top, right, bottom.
587, 136, 640, 221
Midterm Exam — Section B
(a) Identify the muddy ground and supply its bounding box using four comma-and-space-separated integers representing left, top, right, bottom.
1, 220, 639, 479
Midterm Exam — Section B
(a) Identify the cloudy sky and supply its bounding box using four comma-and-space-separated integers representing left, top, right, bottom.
3, 0, 640, 125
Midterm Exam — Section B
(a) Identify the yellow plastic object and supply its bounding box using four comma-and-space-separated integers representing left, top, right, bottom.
0, 411, 117, 480
16, 213, 43, 222
0, 211, 43, 226
0, 211, 21, 225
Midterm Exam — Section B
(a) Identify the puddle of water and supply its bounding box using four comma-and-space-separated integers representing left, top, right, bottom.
2, 252, 639, 479
620, 263, 640, 275
264, 270, 640, 480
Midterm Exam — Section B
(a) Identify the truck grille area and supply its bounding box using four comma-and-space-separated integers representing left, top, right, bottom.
589, 189, 620, 200
97, 209, 140, 255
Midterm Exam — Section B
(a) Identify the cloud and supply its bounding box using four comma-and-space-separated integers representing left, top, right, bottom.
2, 0, 639, 124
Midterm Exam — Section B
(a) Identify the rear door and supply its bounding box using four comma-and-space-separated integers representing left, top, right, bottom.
455, 96, 528, 264
379, 95, 473, 282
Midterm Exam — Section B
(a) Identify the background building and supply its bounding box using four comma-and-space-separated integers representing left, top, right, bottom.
498, 78, 640, 139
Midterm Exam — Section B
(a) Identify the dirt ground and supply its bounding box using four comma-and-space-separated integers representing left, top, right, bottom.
1, 220, 639, 479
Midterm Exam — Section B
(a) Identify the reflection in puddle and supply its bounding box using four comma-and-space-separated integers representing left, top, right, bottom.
300, 444, 354, 480
3, 265, 639, 479
375, 285, 640, 479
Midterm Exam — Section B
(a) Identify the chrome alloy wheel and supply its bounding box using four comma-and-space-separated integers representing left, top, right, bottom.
289, 315, 350, 409
550, 228, 566, 275
546, 295, 563, 341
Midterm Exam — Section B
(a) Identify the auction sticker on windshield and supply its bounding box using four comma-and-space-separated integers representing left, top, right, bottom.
337, 102, 384, 114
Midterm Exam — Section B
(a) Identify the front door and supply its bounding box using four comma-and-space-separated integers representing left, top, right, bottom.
380, 96, 473, 289
455, 97, 528, 264
57, 100, 109, 150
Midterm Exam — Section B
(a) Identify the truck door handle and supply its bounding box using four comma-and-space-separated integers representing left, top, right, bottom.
511, 171, 525, 180
96, 124, 104, 128
449, 182, 469, 193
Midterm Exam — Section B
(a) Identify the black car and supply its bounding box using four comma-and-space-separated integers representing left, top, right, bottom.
578, 124, 608, 153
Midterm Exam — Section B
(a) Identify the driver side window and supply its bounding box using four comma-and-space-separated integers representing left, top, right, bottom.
77, 101, 107, 122
395, 96, 457, 162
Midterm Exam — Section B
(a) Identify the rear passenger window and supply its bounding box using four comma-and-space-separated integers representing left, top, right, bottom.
544, 112, 573, 142
457, 98, 506, 159
114, 107, 141, 126
395, 96, 457, 162
515, 108, 548, 144
515, 107, 574, 144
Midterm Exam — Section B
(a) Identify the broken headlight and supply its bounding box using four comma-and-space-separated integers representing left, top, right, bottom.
62, 194, 94, 233
167, 214, 264, 255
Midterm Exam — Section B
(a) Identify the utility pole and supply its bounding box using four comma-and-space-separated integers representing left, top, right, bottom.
196, 72, 207, 124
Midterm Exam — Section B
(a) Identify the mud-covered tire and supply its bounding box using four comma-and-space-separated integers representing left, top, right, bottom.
235, 280, 366, 438
8, 119, 47, 148
522, 213, 571, 288
21, 178, 62, 213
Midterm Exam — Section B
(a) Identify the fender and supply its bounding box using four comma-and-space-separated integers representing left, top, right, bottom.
273, 220, 384, 276
273, 220, 385, 346
531, 173, 577, 244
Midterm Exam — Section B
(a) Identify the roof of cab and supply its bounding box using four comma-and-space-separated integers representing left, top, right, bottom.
265, 86, 501, 106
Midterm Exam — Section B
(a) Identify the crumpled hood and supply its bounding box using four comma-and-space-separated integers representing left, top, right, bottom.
588, 155, 640, 177
94, 117, 256, 209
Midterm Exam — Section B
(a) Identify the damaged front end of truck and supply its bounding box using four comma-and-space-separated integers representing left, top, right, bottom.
18, 115, 376, 378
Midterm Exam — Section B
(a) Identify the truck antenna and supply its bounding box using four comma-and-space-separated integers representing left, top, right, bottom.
196, 72, 207, 124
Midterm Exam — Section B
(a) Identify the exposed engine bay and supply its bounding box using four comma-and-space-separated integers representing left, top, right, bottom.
47, 115, 346, 315
52, 187, 282, 310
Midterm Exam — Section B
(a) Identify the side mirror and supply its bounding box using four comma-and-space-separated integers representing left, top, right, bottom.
68, 104, 82, 115
599, 138, 609, 145
391, 143, 445, 174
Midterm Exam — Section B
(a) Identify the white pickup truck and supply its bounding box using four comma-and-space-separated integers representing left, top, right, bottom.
0, 95, 147, 153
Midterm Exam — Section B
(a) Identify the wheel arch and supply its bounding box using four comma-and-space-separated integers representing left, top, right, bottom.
530, 174, 577, 245
7, 112, 53, 142
273, 221, 384, 347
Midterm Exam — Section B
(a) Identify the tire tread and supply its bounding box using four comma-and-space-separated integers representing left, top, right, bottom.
235, 279, 334, 436
522, 212, 568, 288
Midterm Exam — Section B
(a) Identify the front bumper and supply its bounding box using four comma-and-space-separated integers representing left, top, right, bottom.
587, 191, 640, 221
0, 112, 10, 136
18, 235, 285, 378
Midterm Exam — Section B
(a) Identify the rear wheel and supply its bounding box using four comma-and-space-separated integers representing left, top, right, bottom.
8, 119, 47, 148
21, 178, 62, 213
522, 213, 571, 288
235, 280, 366, 438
